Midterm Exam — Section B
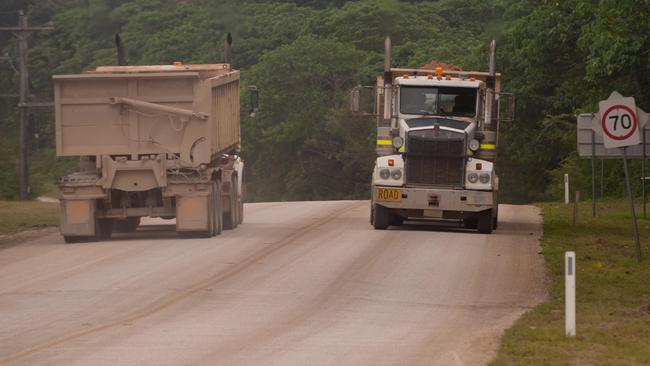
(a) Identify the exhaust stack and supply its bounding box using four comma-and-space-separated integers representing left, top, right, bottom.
384, 35, 392, 73
115, 33, 127, 66
489, 40, 496, 76
484, 40, 497, 130
383, 35, 393, 121
224, 32, 233, 68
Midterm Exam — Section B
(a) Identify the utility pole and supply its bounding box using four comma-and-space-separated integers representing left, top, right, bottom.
0, 10, 54, 199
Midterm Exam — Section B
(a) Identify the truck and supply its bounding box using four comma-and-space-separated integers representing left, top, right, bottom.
54, 35, 247, 242
360, 36, 513, 233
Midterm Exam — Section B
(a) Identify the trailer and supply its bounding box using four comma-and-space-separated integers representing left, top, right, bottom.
54, 60, 245, 242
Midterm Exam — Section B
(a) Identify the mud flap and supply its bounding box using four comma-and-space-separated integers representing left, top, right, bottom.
60, 199, 96, 236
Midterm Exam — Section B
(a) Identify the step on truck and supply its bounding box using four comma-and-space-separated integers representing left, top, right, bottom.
354, 36, 514, 233
55, 35, 248, 242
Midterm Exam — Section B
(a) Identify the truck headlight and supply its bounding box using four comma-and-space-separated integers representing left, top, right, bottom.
469, 139, 480, 152
391, 169, 402, 180
479, 173, 491, 184
380, 169, 391, 180
467, 172, 479, 183
392, 136, 404, 148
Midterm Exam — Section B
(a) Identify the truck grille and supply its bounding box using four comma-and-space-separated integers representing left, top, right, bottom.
406, 130, 466, 187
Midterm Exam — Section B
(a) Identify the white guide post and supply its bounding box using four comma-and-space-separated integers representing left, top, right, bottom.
564, 174, 570, 205
565, 251, 576, 336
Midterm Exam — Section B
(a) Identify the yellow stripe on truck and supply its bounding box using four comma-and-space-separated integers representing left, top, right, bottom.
377, 139, 392, 146
480, 144, 496, 150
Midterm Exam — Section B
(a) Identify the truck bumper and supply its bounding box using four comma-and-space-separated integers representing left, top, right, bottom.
373, 185, 495, 215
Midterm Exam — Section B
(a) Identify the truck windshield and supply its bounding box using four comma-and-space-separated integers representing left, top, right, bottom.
400, 86, 477, 117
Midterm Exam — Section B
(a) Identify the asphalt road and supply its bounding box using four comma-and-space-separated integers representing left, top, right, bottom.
0, 201, 545, 366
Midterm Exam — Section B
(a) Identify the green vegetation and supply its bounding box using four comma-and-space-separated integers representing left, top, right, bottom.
491, 200, 650, 365
0, 200, 58, 235
0, 0, 648, 203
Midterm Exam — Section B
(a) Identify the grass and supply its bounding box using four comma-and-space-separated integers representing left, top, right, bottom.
0, 200, 59, 236
491, 199, 650, 365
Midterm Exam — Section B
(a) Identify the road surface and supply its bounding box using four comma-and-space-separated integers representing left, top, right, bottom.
0, 201, 545, 365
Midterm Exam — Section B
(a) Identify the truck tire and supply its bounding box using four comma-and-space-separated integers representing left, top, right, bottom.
389, 213, 404, 226
201, 182, 217, 238
372, 203, 390, 230
114, 217, 140, 233
97, 219, 114, 240
237, 181, 244, 225
238, 198, 244, 225
63, 236, 83, 244
463, 215, 478, 229
477, 209, 493, 234
492, 206, 499, 230
223, 175, 238, 230
213, 180, 223, 235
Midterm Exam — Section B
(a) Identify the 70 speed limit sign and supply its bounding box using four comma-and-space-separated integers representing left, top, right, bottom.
598, 96, 639, 148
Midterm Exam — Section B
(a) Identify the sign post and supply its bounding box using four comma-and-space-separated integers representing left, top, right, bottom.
598, 95, 642, 262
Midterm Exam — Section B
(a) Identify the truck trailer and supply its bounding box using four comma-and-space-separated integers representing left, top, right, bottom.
364, 37, 513, 233
54, 38, 245, 242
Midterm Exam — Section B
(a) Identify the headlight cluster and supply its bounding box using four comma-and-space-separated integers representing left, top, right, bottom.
467, 171, 491, 184
380, 168, 402, 180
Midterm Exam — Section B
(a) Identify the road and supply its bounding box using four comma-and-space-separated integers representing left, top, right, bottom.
0, 201, 545, 366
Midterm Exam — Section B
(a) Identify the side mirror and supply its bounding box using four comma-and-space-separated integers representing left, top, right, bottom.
248, 85, 259, 118
498, 92, 515, 123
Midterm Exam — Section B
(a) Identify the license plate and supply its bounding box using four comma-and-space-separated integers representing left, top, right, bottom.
376, 188, 401, 202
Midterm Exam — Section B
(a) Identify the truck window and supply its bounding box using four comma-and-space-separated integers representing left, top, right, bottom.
400, 86, 477, 117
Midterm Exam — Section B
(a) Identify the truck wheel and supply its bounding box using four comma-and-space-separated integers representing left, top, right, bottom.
213, 180, 223, 235
95, 218, 113, 241
63, 236, 83, 244
114, 217, 140, 233
477, 209, 493, 234
492, 206, 499, 230
372, 203, 390, 230
238, 198, 244, 225
463, 215, 478, 229
202, 184, 216, 238
389, 213, 404, 226
223, 175, 238, 230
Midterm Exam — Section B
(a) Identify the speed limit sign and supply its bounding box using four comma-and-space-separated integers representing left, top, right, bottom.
598, 96, 639, 148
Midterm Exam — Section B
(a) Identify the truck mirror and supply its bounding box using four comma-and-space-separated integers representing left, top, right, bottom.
248, 85, 259, 118
349, 87, 361, 113
497, 92, 515, 123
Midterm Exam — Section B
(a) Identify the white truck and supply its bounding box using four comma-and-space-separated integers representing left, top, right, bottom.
359, 37, 513, 233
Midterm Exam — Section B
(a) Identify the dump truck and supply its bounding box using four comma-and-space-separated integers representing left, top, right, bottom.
54, 36, 246, 242
358, 37, 513, 233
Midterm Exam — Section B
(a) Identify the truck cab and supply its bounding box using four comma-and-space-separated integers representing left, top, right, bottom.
369, 37, 511, 233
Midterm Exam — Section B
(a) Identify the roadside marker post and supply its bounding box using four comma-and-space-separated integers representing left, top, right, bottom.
565, 251, 576, 337
564, 174, 569, 205
573, 191, 580, 225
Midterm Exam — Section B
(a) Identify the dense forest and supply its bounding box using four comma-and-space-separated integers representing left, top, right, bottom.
0, 0, 648, 203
